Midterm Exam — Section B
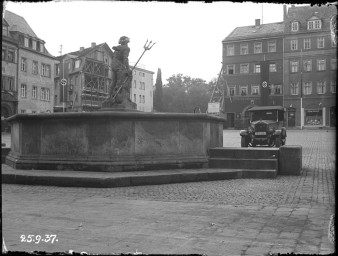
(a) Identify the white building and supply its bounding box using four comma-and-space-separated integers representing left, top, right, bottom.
130, 66, 154, 112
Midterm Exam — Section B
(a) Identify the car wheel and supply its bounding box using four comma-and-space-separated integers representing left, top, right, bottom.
275, 136, 281, 148
241, 136, 248, 147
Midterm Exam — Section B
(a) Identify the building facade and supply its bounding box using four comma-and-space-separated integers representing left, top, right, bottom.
130, 66, 154, 112
2, 18, 19, 129
54, 44, 155, 112
222, 19, 284, 129
54, 43, 114, 112
222, 4, 337, 129
283, 5, 336, 128
3, 11, 57, 115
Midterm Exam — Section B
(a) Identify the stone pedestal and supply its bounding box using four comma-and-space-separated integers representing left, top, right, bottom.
278, 145, 302, 175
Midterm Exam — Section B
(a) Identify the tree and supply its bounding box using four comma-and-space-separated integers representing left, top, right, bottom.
153, 68, 163, 112
162, 74, 213, 113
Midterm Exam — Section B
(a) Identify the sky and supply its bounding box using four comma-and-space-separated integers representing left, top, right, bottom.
4, 0, 292, 84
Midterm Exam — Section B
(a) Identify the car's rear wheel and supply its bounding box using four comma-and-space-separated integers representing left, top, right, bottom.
275, 136, 281, 148
241, 136, 248, 147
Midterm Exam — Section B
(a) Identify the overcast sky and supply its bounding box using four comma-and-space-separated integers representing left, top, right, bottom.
5, 0, 293, 84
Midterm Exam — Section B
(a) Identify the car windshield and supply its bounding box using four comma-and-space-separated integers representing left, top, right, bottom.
251, 110, 277, 122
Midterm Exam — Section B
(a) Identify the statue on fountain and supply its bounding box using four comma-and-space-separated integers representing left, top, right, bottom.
102, 36, 136, 110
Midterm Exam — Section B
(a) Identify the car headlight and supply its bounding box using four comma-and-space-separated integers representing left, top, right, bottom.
248, 126, 254, 133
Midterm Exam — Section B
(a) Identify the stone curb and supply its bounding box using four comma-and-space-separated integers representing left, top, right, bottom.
2, 165, 277, 188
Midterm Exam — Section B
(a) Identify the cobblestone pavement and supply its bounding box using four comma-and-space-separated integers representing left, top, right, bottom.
2, 130, 336, 255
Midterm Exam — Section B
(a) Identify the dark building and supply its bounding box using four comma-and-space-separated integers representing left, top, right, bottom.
283, 5, 336, 128
222, 18, 284, 129
222, 4, 337, 129
54, 43, 114, 112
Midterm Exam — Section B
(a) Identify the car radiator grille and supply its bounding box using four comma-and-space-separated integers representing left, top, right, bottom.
254, 123, 267, 136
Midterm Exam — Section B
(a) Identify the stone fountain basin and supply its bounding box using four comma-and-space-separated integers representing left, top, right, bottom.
5, 111, 224, 172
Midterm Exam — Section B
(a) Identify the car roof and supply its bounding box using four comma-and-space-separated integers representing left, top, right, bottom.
248, 106, 285, 111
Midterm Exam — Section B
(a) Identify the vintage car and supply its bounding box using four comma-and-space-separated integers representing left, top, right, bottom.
240, 106, 287, 148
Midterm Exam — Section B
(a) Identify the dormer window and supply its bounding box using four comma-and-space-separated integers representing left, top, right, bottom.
291, 21, 299, 32
308, 17, 322, 30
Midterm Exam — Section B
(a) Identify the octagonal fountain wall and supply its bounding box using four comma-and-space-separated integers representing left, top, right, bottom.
6, 111, 224, 172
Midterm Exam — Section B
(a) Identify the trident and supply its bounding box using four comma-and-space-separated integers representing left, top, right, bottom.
111, 39, 156, 101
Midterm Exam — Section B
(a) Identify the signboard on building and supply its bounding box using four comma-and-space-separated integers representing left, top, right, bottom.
208, 102, 220, 114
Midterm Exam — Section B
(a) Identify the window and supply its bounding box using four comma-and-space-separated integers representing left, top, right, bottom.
29, 38, 32, 48
291, 40, 298, 51
32, 86, 37, 99
134, 94, 136, 102
268, 41, 276, 52
303, 60, 312, 72
55, 64, 59, 76
139, 95, 142, 103
317, 37, 325, 48
32, 40, 36, 50
37, 42, 40, 52
308, 19, 322, 30
227, 45, 234, 56
40, 44, 44, 53
2, 24, 8, 36
21, 57, 27, 71
227, 65, 235, 75
41, 63, 51, 77
7, 49, 14, 62
240, 43, 248, 55
46, 89, 50, 101
269, 63, 277, 72
41, 88, 45, 100
251, 85, 259, 95
290, 83, 299, 95
290, 61, 299, 73
303, 82, 312, 95
24, 37, 29, 47
331, 59, 337, 70
75, 60, 80, 69
317, 81, 326, 94
330, 81, 336, 93
291, 21, 299, 31
142, 95, 145, 103
229, 87, 235, 96
317, 59, 326, 71
273, 84, 282, 94
240, 86, 248, 96
240, 64, 249, 74
254, 42, 262, 54
8, 77, 14, 91
32, 61, 38, 75
133, 80, 136, 88
254, 64, 261, 73
2, 48, 5, 60
2, 76, 15, 91
304, 38, 311, 49
21, 84, 27, 97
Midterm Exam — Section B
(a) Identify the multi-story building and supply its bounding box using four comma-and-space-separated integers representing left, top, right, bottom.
54, 43, 114, 112
222, 18, 285, 129
130, 66, 154, 112
283, 4, 336, 128
222, 4, 336, 129
54, 43, 154, 112
3, 10, 57, 114
2, 17, 19, 129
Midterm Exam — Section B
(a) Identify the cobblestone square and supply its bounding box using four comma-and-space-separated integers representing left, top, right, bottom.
2, 129, 336, 255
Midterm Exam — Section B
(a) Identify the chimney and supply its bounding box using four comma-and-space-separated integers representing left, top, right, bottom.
255, 19, 260, 26
91, 42, 96, 47
283, 5, 287, 21
80, 47, 84, 51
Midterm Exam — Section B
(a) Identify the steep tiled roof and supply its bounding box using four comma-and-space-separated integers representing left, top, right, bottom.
224, 22, 284, 41
4, 10, 39, 38
286, 4, 337, 23
68, 43, 112, 58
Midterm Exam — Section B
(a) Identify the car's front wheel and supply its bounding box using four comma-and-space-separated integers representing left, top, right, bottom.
275, 136, 281, 148
241, 136, 249, 147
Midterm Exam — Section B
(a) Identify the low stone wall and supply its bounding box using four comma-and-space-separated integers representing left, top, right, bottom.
278, 145, 302, 175
6, 111, 224, 172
